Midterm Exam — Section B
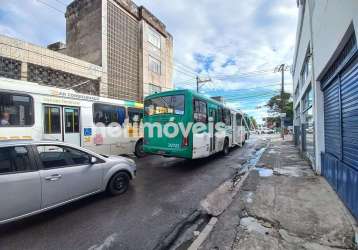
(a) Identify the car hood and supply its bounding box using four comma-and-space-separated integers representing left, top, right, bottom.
106, 155, 136, 165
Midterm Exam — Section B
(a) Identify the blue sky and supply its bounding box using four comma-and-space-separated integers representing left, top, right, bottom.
0, 0, 298, 123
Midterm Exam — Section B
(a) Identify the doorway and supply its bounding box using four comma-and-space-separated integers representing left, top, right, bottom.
43, 105, 81, 146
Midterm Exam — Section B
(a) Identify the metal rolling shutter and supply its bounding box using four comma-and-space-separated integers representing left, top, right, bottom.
323, 77, 341, 159
340, 56, 358, 167
321, 33, 358, 220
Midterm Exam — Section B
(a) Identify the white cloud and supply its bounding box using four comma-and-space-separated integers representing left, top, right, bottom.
0, 0, 298, 122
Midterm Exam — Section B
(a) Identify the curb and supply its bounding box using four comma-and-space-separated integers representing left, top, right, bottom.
153, 210, 202, 250
187, 142, 270, 250
187, 217, 218, 250
188, 170, 252, 250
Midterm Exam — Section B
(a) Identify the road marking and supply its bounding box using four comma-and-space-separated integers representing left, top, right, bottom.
88, 233, 118, 250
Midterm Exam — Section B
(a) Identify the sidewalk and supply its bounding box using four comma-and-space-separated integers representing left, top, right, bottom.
200, 137, 357, 250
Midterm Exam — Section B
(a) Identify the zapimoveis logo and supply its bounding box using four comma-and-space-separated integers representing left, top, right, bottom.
94, 116, 237, 139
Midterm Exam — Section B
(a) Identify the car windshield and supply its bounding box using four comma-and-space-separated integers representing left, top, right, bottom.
144, 95, 185, 116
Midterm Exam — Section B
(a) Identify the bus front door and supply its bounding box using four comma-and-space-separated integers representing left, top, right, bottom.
43, 105, 81, 146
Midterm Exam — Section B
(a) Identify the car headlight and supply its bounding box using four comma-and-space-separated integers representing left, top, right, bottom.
125, 158, 135, 165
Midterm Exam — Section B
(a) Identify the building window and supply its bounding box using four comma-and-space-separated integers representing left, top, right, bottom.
149, 84, 162, 94
0, 56, 21, 80
294, 83, 300, 101
302, 86, 314, 159
148, 27, 161, 49
93, 103, 126, 126
302, 85, 313, 110
149, 56, 161, 74
295, 104, 301, 124
300, 47, 312, 88
0, 92, 34, 127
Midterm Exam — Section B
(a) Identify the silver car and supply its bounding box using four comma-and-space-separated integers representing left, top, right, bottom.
0, 140, 136, 224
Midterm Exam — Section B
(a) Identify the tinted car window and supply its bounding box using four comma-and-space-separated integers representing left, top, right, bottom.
37, 146, 90, 169
0, 146, 32, 174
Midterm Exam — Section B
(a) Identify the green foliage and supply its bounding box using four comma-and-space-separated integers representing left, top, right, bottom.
249, 116, 257, 129
265, 92, 293, 127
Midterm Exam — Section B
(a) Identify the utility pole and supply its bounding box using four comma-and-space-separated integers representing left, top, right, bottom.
278, 64, 286, 139
196, 76, 199, 93
196, 76, 211, 93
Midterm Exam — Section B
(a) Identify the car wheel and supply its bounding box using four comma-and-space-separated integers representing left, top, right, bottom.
107, 172, 130, 196
222, 138, 230, 156
134, 139, 146, 158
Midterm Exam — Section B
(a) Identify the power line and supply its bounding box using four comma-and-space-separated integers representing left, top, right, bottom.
211, 68, 275, 78
174, 63, 197, 75
173, 66, 196, 77
52, 0, 67, 7
36, 0, 65, 14
223, 92, 279, 101
174, 68, 196, 79
212, 90, 279, 100
224, 95, 278, 103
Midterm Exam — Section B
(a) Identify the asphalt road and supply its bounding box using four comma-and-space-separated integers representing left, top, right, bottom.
0, 136, 265, 250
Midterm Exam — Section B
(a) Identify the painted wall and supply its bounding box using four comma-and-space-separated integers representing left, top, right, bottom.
292, 0, 358, 173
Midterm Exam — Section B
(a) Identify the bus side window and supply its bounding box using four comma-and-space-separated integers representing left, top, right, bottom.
236, 114, 242, 126
93, 103, 126, 126
217, 108, 223, 123
224, 109, 231, 126
0, 92, 34, 127
128, 108, 143, 125
194, 100, 207, 123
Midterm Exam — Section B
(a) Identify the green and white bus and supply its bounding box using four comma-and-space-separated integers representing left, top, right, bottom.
143, 89, 249, 159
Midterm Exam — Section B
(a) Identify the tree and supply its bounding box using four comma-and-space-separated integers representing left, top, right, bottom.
249, 116, 257, 129
265, 92, 293, 128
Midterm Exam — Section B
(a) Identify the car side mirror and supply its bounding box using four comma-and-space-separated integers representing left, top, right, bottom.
90, 156, 97, 164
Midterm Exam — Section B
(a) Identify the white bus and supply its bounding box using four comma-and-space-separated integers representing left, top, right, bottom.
0, 78, 145, 157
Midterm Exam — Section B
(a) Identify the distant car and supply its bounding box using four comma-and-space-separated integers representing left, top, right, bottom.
0, 140, 136, 224
267, 129, 275, 134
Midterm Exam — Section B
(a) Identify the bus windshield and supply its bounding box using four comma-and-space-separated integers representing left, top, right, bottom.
145, 95, 185, 116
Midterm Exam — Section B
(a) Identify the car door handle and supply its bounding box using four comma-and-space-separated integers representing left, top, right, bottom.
45, 174, 62, 181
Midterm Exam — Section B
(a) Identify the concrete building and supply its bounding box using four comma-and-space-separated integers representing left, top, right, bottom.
0, 35, 104, 95
292, 0, 358, 220
65, 0, 174, 101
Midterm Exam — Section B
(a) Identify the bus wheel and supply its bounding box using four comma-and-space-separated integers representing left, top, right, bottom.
223, 138, 230, 156
134, 139, 146, 158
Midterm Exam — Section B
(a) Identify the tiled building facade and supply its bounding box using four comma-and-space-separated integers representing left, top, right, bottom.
65, 0, 173, 102
0, 35, 103, 96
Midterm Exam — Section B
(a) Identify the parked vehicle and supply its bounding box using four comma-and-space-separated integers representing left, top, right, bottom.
0, 140, 136, 224
0, 78, 145, 157
143, 89, 250, 159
